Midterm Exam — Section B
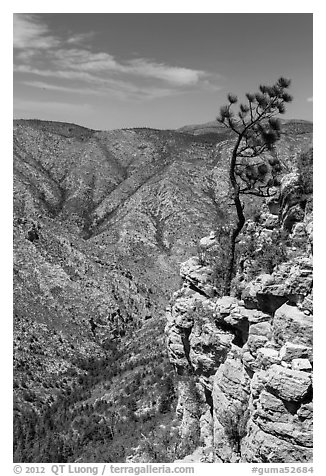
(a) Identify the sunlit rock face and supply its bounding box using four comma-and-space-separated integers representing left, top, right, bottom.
165, 147, 313, 463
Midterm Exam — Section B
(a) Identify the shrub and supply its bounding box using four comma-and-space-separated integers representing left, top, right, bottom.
220, 407, 250, 453
236, 225, 288, 278
297, 146, 313, 196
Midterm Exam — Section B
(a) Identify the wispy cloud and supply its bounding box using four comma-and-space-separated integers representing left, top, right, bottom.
125, 58, 205, 86
52, 48, 120, 73
13, 14, 93, 49
13, 14, 60, 49
18, 80, 104, 96
53, 48, 209, 86
66, 32, 95, 45
14, 14, 220, 100
18, 75, 183, 101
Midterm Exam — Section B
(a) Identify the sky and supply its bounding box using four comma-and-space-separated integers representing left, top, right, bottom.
13, 13, 313, 130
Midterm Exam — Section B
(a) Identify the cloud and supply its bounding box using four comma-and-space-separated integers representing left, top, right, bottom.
18, 80, 104, 96
14, 14, 219, 100
48, 48, 207, 86
13, 14, 60, 49
52, 48, 121, 72
18, 76, 181, 102
14, 63, 104, 83
66, 32, 95, 45
125, 58, 205, 86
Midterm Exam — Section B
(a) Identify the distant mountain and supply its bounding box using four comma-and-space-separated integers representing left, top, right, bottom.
177, 120, 229, 136
178, 118, 312, 136
13, 118, 312, 463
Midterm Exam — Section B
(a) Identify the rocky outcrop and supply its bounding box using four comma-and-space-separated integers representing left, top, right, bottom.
165, 165, 313, 463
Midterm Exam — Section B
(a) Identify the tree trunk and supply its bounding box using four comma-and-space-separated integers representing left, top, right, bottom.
223, 138, 246, 295
223, 192, 245, 295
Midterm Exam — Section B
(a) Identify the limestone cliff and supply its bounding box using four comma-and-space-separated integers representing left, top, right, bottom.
165, 156, 313, 463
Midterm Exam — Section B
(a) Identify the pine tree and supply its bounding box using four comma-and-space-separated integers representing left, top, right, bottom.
217, 77, 293, 294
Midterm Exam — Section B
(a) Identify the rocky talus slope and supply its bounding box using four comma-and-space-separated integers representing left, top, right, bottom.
165, 160, 313, 463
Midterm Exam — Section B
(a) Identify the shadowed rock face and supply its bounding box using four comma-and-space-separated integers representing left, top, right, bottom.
165, 150, 313, 463
13, 118, 312, 463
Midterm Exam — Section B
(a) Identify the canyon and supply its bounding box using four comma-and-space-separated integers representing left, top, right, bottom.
13, 118, 312, 462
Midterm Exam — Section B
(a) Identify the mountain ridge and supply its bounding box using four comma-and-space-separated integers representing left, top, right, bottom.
13, 117, 312, 462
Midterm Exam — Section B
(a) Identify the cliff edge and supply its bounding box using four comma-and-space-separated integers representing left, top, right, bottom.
165, 149, 313, 463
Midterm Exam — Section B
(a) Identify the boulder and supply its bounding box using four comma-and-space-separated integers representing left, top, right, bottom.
242, 274, 275, 310
273, 303, 313, 347
291, 358, 312, 372
249, 321, 273, 338
189, 322, 233, 377
297, 402, 313, 420
254, 391, 313, 447
265, 364, 312, 402
256, 348, 280, 369
279, 342, 312, 362
180, 257, 216, 297
237, 307, 272, 324
199, 231, 218, 249
241, 421, 313, 463
242, 257, 313, 312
